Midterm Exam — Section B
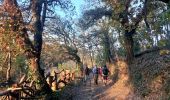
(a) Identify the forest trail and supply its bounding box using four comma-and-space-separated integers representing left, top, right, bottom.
72, 63, 132, 100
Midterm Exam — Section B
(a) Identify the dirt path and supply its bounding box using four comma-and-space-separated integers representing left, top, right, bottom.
72, 73, 130, 100
72, 61, 133, 100
72, 74, 93, 100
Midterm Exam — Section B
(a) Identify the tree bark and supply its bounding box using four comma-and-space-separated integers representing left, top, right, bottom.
124, 30, 135, 64
103, 32, 113, 63
75, 54, 83, 76
31, 0, 46, 86
119, 0, 148, 64
77, 62, 83, 77
3, 0, 51, 94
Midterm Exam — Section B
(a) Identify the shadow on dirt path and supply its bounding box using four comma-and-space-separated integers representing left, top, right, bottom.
72, 73, 116, 100
72, 61, 133, 100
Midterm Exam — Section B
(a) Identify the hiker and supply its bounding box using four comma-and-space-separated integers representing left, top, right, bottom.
102, 65, 109, 85
91, 66, 94, 78
84, 64, 90, 82
99, 66, 103, 80
92, 65, 99, 85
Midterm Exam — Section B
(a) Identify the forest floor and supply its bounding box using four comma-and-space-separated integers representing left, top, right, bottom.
72, 72, 131, 100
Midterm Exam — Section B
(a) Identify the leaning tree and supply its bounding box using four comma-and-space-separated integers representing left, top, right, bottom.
0, 0, 75, 94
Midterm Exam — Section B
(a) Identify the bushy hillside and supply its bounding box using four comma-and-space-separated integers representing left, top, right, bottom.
129, 48, 170, 99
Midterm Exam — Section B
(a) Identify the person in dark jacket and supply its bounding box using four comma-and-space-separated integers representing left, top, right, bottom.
102, 65, 109, 85
84, 64, 90, 83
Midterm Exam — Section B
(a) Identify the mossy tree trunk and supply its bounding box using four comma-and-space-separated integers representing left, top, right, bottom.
103, 32, 114, 64
3, 0, 51, 94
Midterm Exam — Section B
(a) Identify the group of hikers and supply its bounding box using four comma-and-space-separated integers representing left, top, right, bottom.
83, 64, 109, 85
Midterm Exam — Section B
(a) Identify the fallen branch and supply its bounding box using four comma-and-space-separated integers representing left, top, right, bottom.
18, 74, 26, 85
0, 87, 21, 96
0, 86, 35, 96
0, 90, 11, 96
135, 46, 170, 57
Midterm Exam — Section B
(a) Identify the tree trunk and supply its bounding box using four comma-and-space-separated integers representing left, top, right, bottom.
3, 0, 52, 94
32, 0, 43, 55
31, 0, 45, 84
77, 62, 83, 77
103, 32, 113, 63
76, 56, 83, 76
124, 30, 135, 64
27, 58, 51, 93
166, 17, 170, 47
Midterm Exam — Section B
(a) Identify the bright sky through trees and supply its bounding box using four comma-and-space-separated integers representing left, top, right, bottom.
56, 0, 85, 19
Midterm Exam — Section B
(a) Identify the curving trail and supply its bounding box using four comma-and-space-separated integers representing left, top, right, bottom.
72, 61, 134, 100
72, 74, 131, 100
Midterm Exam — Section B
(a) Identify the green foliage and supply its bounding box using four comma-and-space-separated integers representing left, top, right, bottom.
117, 47, 126, 57
15, 55, 28, 73
58, 63, 63, 70
15, 55, 26, 68
133, 38, 141, 55
158, 39, 168, 47
95, 53, 105, 66
129, 50, 170, 98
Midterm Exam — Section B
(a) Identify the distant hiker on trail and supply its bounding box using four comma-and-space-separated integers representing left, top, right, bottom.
102, 65, 109, 85
91, 66, 94, 78
99, 66, 103, 80
92, 65, 99, 85
84, 64, 90, 83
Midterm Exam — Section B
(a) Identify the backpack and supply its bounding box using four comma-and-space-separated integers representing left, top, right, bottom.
102, 67, 108, 75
